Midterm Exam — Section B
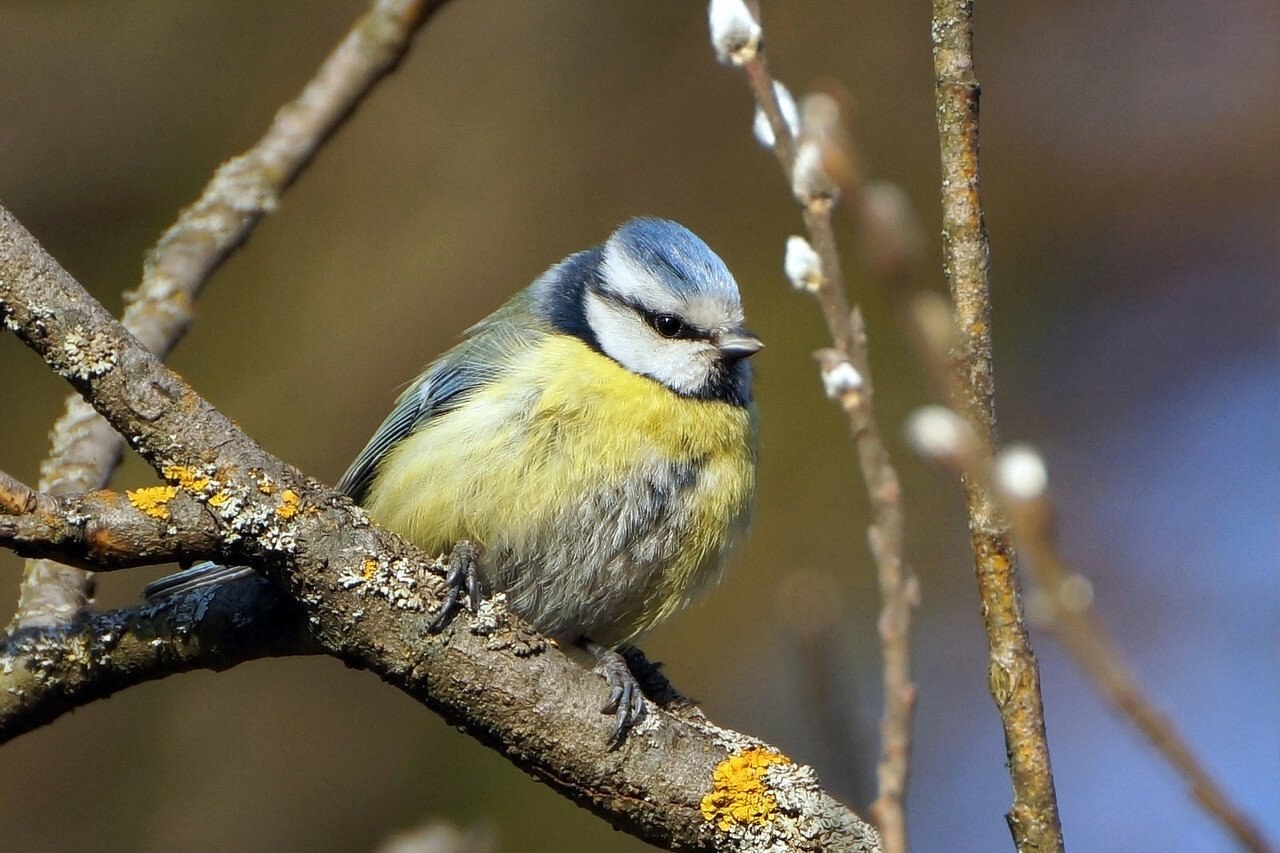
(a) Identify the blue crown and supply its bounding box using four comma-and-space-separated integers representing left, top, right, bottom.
609, 218, 739, 302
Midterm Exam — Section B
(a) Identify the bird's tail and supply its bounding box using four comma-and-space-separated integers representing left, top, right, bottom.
142, 562, 257, 601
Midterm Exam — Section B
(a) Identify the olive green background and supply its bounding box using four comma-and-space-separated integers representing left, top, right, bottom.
2, 2, 1276, 851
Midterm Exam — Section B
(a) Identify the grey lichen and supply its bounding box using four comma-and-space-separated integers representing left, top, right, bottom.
766, 761, 882, 852
336, 554, 437, 613
60, 324, 118, 380
470, 593, 545, 656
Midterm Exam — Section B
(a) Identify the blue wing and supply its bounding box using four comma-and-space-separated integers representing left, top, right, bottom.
336, 297, 544, 504
335, 361, 474, 503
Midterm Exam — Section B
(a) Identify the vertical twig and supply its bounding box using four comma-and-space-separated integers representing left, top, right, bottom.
710, 3, 919, 848
816, 41, 1267, 853
930, 2, 1065, 849
10, 0, 454, 629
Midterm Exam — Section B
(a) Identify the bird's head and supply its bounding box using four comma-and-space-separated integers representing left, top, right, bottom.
537, 218, 761, 405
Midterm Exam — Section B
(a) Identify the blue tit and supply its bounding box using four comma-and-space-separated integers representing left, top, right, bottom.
145, 217, 762, 736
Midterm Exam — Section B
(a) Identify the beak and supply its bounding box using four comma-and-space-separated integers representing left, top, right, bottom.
716, 327, 764, 360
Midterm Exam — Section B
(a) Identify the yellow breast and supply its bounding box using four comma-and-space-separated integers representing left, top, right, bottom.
362, 334, 757, 642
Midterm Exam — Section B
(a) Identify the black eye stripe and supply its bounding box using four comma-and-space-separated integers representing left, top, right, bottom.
595, 286, 711, 341
644, 309, 709, 340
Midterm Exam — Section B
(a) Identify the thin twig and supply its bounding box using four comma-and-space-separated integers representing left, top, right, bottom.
999, 462, 1276, 853
711, 5, 918, 848
886, 137, 1273, 845
12, 0, 455, 629
930, 3, 1064, 848
906, 410, 1276, 853
852, 123, 1274, 853
902, 253, 1275, 853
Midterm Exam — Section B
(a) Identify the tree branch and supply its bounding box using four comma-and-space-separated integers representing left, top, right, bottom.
0, 470, 222, 570
995, 455, 1275, 853
0, 205, 880, 851
776, 16, 1268, 851
906, 410, 1276, 853
1, 578, 315, 741
14, 0, 456, 629
931, 4, 1064, 848
712, 6, 919, 849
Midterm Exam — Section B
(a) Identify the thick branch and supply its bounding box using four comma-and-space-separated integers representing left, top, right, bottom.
1, 578, 315, 740
15, 0, 455, 629
931, 2, 1064, 850
0, 206, 878, 850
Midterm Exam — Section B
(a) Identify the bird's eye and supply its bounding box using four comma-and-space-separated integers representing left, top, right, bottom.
651, 313, 685, 339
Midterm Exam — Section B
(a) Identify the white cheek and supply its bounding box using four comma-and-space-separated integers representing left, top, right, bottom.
584, 292, 714, 395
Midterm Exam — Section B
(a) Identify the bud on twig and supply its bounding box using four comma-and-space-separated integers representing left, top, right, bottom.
814, 348, 864, 413
792, 140, 839, 205
859, 181, 926, 278
910, 292, 957, 357
821, 360, 864, 402
753, 81, 800, 149
784, 235, 822, 293
995, 444, 1049, 502
904, 405, 973, 465
708, 0, 761, 65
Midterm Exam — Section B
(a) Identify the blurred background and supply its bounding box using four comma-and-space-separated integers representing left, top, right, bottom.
1, 1, 1276, 850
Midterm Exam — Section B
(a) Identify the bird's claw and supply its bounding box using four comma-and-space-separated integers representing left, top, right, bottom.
427, 540, 481, 634
587, 642, 646, 745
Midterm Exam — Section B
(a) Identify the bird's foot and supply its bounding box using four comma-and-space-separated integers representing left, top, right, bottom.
427, 540, 481, 634
584, 640, 646, 746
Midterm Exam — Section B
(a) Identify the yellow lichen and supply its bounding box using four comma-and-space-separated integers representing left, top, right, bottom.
700, 747, 792, 832
275, 488, 300, 519
163, 464, 212, 493
126, 485, 178, 519
362, 559, 379, 580
207, 491, 230, 508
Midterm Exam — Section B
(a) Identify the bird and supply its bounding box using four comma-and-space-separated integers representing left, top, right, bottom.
144, 217, 762, 738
